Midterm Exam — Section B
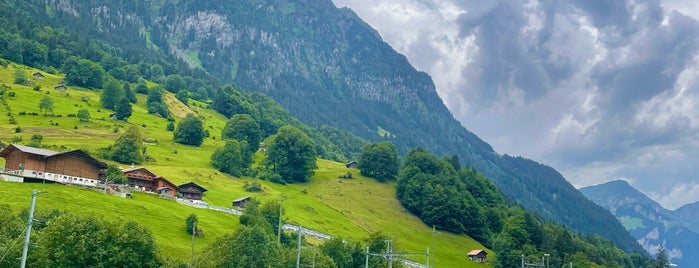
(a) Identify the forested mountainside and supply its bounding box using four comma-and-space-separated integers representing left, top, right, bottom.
2, 0, 644, 254
581, 180, 699, 267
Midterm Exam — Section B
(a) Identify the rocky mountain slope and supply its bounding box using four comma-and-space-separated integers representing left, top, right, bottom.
581, 180, 699, 266
5, 0, 645, 253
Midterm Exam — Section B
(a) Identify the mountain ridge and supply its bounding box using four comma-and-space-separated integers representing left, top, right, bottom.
3, 0, 645, 254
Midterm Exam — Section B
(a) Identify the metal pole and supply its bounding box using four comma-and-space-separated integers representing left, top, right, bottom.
190, 220, 196, 267
296, 224, 302, 268
387, 240, 393, 268
20, 189, 38, 268
365, 247, 369, 268
426, 247, 430, 268
431, 225, 436, 267
278, 194, 283, 244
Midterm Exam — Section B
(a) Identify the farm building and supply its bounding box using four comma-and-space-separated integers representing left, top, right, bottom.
178, 182, 207, 200
121, 166, 177, 197
54, 85, 67, 91
33, 72, 45, 79
232, 196, 251, 208
0, 144, 107, 187
345, 161, 358, 168
467, 249, 487, 263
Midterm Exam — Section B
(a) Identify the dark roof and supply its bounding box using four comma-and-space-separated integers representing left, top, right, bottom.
0, 144, 107, 169
178, 182, 207, 192
232, 196, 251, 203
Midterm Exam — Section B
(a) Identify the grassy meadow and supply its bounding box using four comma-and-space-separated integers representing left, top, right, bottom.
0, 63, 491, 267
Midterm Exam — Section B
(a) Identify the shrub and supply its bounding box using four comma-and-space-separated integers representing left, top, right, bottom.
244, 182, 262, 192
8, 91, 15, 97
33, 85, 41, 91
14, 126, 21, 133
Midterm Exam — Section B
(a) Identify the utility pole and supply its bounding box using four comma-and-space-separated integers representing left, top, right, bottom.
296, 224, 302, 268
365, 247, 369, 268
278, 193, 284, 244
190, 220, 197, 268
426, 247, 430, 268
385, 240, 393, 268
431, 225, 436, 267
20, 189, 39, 268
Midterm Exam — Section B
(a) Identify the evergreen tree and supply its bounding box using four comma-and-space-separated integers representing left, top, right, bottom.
185, 214, 198, 235
115, 97, 132, 120
653, 245, 669, 268
264, 125, 317, 183
174, 113, 205, 146
112, 125, 144, 164
105, 164, 127, 184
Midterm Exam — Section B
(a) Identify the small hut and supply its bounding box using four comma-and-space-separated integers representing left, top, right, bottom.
232, 196, 251, 209
467, 249, 487, 263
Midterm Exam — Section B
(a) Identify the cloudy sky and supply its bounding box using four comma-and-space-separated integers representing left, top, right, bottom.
333, 0, 699, 209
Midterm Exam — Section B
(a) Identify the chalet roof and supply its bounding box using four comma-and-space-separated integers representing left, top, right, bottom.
467, 250, 486, 256
178, 182, 207, 192
121, 166, 159, 178
0, 144, 108, 169
0, 144, 58, 157
232, 196, 251, 203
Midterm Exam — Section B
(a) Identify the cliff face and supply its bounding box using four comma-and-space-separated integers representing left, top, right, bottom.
19, 0, 644, 253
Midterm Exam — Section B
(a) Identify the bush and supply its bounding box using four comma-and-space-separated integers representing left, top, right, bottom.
244, 182, 263, 192
14, 126, 21, 133
33, 85, 41, 91
8, 91, 15, 97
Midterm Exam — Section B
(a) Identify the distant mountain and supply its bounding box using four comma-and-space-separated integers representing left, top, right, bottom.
670, 201, 699, 233
2, 0, 645, 254
581, 180, 699, 267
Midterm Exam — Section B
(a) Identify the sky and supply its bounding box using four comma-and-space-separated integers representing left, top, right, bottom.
333, 0, 699, 209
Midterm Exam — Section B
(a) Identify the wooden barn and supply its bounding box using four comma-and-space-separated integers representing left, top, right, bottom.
467, 249, 487, 263
0, 144, 107, 186
232, 196, 251, 209
121, 166, 177, 197
178, 182, 207, 200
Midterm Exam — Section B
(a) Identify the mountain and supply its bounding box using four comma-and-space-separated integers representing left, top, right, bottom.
670, 201, 699, 233
2, 0, 644, 254
581, 180, 699, 267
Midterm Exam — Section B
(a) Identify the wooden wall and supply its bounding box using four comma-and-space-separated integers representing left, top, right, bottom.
45, 155, 100, 179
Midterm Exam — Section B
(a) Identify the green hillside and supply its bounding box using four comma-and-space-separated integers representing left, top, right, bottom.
0, 64, 489, 267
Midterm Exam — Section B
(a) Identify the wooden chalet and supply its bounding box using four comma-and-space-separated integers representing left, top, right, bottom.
0, 144, 107, 186
178, 182, 207, 200
33, 72, 45, 79
54, 85, 67, 92
232, 196, 251, 208
467, 249, 487, 263
121, 166, 177, 197
345, 161, 358, 168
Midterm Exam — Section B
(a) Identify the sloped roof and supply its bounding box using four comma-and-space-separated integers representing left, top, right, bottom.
0, 144, 108, 169
232, 196, 251, 203
467, 249, 486, 256
178, 182, 207, 192
121, 166, 159, 178
0, 144, 58, 157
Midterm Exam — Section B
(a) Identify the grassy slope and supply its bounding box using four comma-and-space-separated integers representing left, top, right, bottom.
0, 64, 491, 267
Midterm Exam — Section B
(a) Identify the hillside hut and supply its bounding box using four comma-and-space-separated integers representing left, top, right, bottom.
232, 196, 251, 208
33, 72, 45, 79
121, 166, 177, 197
467, 249, 487, 263
178, 182, 207, 200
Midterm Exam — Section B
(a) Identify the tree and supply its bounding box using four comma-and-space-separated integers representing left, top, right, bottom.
166, 121, 175, 131
0, 204, 23, 268
13, 67, 29, 85
39, 95, 54, 116
653, 245, 669, 268
124, 83, 137, 103
77, 109, 91, 122
105, 164, 127, 184
33, 213, 160, 267
210, 140, 243, 177
174, 113, 205, 146
112, 125, 144, 164
101, 79, 124, 109
28, 134, 43, 147
175, 90, 189, 105
186, 213, 198, 235
264, 125, 317, 183
115, 97, 132, 120
358, 142, 399, 182
62, 56, 105, 88
222, 114, 261, 151
195, 225, 281, 268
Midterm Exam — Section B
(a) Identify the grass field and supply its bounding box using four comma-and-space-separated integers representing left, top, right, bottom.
0, 63, 492, 267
